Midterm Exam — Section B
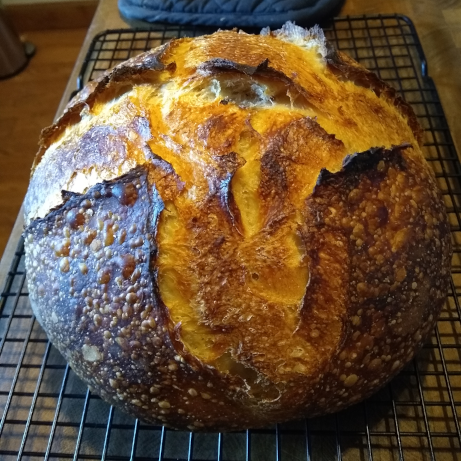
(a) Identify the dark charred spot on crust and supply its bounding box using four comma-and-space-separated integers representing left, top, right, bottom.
199, 57, 270, 77
315, 144, 411, 189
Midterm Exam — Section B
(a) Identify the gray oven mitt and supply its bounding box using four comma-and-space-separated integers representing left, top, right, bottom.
118, 0, 345, 28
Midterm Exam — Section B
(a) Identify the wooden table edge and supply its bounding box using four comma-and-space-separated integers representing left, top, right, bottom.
0, 211, 24, 294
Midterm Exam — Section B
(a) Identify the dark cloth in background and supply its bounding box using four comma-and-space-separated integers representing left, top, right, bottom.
118, 0, 345, 28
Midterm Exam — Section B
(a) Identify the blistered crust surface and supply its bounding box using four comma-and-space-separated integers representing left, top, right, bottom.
23, 25, 452, 430
25, 28, 422, 225
24, 169, 246, 430
24, 146, 451, 429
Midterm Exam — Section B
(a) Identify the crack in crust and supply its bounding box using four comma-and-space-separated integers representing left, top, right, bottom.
326, 50, 423, 145
36, 43, 173, 163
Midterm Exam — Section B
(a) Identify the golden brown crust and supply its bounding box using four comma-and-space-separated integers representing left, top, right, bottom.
36, 44, 172, 159
23, 25, 452, 431
326, 49, 424, 146
24, 28, 424, 225
26, 43, 178, 224
24, 145, 451, 430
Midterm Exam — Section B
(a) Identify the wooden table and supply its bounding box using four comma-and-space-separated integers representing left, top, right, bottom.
1, 0, 460, 292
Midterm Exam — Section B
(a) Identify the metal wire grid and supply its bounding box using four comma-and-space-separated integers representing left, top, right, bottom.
0, 14, 460, 461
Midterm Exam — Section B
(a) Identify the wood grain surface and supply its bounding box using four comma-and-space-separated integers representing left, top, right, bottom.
4, 0, 97, 31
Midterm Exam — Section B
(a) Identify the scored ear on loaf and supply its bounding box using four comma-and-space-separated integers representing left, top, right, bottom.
23, 23, 451, 431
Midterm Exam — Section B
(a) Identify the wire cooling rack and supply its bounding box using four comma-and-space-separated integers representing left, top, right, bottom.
1, 14, 460, 461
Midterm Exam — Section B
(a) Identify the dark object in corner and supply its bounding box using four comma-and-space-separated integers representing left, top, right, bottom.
0, 9, 35, 79
118, 0, 345, 28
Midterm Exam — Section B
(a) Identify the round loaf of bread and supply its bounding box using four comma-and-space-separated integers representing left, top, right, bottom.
23, 24, 452, 431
